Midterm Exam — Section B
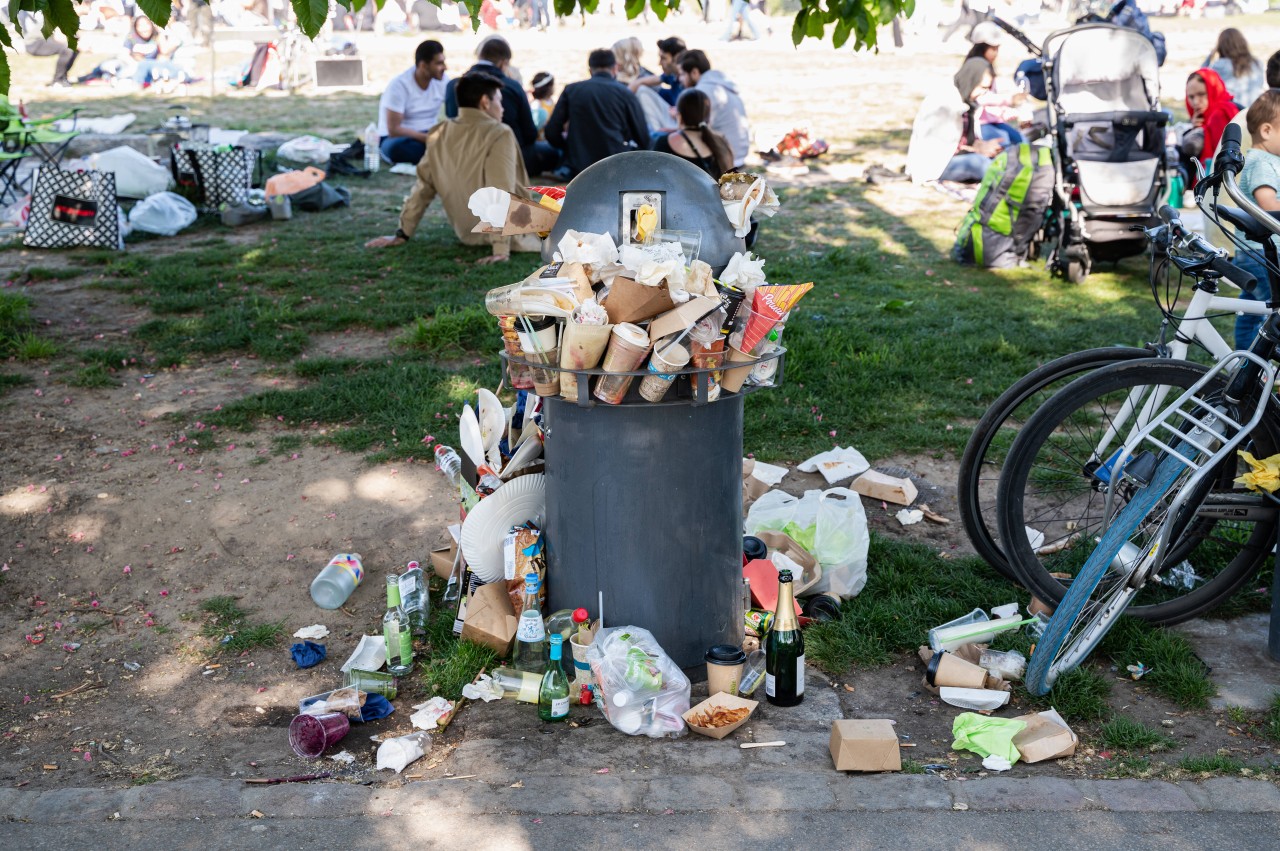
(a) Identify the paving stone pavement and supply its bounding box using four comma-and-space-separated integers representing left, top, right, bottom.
4, 774, 1280, 825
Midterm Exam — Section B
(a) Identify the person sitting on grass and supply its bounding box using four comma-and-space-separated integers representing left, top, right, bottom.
364, 73, 539, 266
652, 89, 735, 179
377, 39, 450, 165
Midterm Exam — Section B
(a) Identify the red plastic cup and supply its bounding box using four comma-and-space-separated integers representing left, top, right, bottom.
289, 712, 351, 759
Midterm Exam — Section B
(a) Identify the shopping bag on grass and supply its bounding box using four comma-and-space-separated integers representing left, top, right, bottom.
24, 168, 122, 250
171, 142, 262, 209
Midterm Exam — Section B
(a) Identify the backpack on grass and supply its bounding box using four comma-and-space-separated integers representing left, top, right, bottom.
953, 143, 1054, 269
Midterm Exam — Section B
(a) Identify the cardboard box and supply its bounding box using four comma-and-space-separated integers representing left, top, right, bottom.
683, 692, 758, 740
851, 470, 918, 506
430, 542, 458, 580
829, 719, 901, 772
470, 194, 558, 235
1011, 708, 1078, 763
460, 581, 517, 657
603, 277, 677, 324
648, 296, 722, 341
754, 530, 821, 595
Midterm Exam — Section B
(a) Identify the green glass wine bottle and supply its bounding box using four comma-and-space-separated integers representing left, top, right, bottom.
765, 569, 804, 706
538, 634, 570, 722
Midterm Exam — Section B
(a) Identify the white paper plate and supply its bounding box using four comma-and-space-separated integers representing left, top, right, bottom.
459, 404, 485, 468
460, 474, 546, 583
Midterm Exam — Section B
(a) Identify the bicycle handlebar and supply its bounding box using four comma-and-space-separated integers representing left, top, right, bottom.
1200, 124, 1280, 240
1156, 204, 1257, 292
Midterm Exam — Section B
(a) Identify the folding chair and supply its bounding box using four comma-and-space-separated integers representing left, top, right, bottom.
0, 148, 35, 206
0, 96, 81, 172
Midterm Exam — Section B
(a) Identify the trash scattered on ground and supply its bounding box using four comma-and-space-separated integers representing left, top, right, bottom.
1010, 709, 1078, 763
341, 635, 386, 673
850, 470, 917, 505
951, 713, 1025, 764
293, 624, 330, 640
1126, 662, 1152, 680
982, 754, 1013, 771
830, 719, 901, 772
895, 508, 923, 526
290, 641, 327, 669
410, 697, 455, 730
917, 504, 950, 524
797, 446, 870, 484
376, 732, 430, 773
940, 686, 1010, 712
122, 661, 141, 672
461, 674, 505, 703
329, 751, 355, 764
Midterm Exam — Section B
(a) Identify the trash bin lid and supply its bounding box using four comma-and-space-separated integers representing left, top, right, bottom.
543, 151, 745, 274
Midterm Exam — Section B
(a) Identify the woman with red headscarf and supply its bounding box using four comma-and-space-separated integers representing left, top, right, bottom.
1181, 68, 1240, 180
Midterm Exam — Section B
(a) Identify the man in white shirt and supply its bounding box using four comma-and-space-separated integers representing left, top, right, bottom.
378, 39, 449, 164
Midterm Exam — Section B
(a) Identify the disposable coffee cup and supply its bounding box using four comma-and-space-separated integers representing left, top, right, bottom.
530, 346, 561, 396
705, 644, 748, 696
637, 342, 690, 402
926, 651, 988, 689
569, 633, 595, 687
719, 346, 757, 394
516, 316, 559, 358
593, 322, 651, 405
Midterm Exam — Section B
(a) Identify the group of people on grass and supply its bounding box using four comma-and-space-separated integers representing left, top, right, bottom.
366, 36, 750, 264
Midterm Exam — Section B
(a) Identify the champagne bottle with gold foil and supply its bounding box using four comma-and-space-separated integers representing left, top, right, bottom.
765, 570, 804, 706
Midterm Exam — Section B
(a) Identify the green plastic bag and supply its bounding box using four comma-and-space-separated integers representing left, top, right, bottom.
951, 712, 1026, 764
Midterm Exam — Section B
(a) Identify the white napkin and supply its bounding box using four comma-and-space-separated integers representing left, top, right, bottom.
410, 696, 455, 730
797, 446, 871, 484
461, 673, 505, 703
618, 242, 686, 289
293, 624, 330, 640
468, 187, 511, 227
556, 230, 619, 274
572, 298, 610, 326
376, 732, 429, 773
719, 251, 767, 291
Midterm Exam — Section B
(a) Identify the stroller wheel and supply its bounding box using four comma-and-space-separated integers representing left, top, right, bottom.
1065, 257, 1088, 284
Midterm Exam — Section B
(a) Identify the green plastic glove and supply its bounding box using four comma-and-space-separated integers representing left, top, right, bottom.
951, 712, 1026, 764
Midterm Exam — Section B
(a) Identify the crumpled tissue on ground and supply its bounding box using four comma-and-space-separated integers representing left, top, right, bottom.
462, 674, 505, 703
293, 624, 330, 640
797, 446, 871, 484
896, 509, 924, 526
410, 696, 455, 730
376, 732, 429, 773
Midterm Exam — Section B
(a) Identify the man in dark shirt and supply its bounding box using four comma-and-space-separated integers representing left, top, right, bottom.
629, 36, 685, 107
443, 36, 560, 176
545, 49, 650, 179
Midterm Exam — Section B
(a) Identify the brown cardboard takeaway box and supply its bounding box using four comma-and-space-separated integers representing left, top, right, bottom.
683, 692, 758, 740
603, 277, 677, 324
648, 296, 722, 341
829, 719, 901, 772
429, 542, 457, 580
460, 581, 517, 656
471, 195, 559, 235
1011, 708, 1078, 763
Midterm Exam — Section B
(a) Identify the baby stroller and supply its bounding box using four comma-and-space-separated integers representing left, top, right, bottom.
1037, 22, 1169, 282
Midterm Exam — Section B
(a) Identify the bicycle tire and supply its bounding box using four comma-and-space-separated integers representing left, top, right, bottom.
957, 346, 1154, 580
997, 359, 1280, 625
1025, 445, 1192, 694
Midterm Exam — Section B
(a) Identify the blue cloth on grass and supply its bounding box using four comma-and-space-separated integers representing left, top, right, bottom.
358, 693, 395, 723
290, 641, 327, 669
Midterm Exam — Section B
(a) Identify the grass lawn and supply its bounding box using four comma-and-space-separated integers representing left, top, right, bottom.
6, 14, 1279, 724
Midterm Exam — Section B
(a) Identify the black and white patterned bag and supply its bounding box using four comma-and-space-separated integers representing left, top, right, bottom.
23, 168, 122, 250
171, 143, 262, 209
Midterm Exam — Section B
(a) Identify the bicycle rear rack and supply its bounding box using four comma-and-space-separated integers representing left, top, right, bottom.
1100, 351, 1277, 580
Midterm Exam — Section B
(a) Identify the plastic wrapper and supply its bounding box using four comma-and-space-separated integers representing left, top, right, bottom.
586, 626, 690, 738
376, 731, 430, 773
618, 241, 688, 294
129, 192, 197, 236
744, 488, 870, 599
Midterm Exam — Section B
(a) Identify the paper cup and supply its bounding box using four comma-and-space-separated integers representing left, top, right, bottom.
516, 316, 559, 355
638, 342, 691, 402
719, 346, 757, 394
705, 644, 747, 696
530, 346, 561, 396
569, 633, 595, 687
559, 322, 613, 400
593, 323, 651, 405
926, 651, 988, 689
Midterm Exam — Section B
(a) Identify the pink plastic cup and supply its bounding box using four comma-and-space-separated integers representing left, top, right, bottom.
289, 712, 351, 759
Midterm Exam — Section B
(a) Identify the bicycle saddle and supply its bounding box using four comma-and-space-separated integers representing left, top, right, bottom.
1212, 204, 1280, 244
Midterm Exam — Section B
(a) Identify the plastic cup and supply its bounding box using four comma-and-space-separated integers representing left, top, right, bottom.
690, 339, 727, 401
268, 194, 292, 220
705, 644, 747, 696
288, 711, 350, 759
637, 342, 691, 402
343, 667, 398, 699
719, 346, 757, 394
502, 337, 536, 389
593, 323, 651, 405
530, 346, 561, 397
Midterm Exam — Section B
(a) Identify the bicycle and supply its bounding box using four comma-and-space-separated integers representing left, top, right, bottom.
958, 209, 1268, 588
1000, 124, 1280, 693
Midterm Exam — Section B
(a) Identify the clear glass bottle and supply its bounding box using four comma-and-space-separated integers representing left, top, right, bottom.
538, 634, 571, 722
383, 573, 414, 676
765, 569, 804, 706
494, 668, 541, 703
398, 560, 428, 638
512, 572, 547, 675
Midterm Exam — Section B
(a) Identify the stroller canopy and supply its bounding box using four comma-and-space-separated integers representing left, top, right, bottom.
1047, 24, 1161, 115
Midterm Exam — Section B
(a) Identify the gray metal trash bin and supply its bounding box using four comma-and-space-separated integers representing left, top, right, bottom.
538, 150, 763, 669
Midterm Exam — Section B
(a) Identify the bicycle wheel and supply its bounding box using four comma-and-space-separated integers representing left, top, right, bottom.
997, 359, 1280, 625
1025, 445, 1196, 694
957, 346, 1153, 580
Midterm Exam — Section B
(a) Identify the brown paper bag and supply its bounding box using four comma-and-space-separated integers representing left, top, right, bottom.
461, 582, 518, 656
559, 322, 613, 400
603, 277, 676, 324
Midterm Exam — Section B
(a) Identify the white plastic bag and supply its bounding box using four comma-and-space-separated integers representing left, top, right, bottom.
128, 192, 197, 236
90, 146, 174, 198
745, 487, 869, 599
586, 626, 689, 738
811, 487, 870, 597
276, 135, 342, 165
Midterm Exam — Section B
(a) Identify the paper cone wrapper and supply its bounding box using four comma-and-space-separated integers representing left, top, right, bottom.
740, 283, 813, 353
559, 323, 613, 399
720, 346, 758, 393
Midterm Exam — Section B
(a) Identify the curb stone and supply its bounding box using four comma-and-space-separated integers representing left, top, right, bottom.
3, 776, 1280, 823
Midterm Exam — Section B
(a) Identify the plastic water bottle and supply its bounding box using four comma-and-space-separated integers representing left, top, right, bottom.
310, 553, 364, 609
434, 445, 462, 485
363, 123, 380, 174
